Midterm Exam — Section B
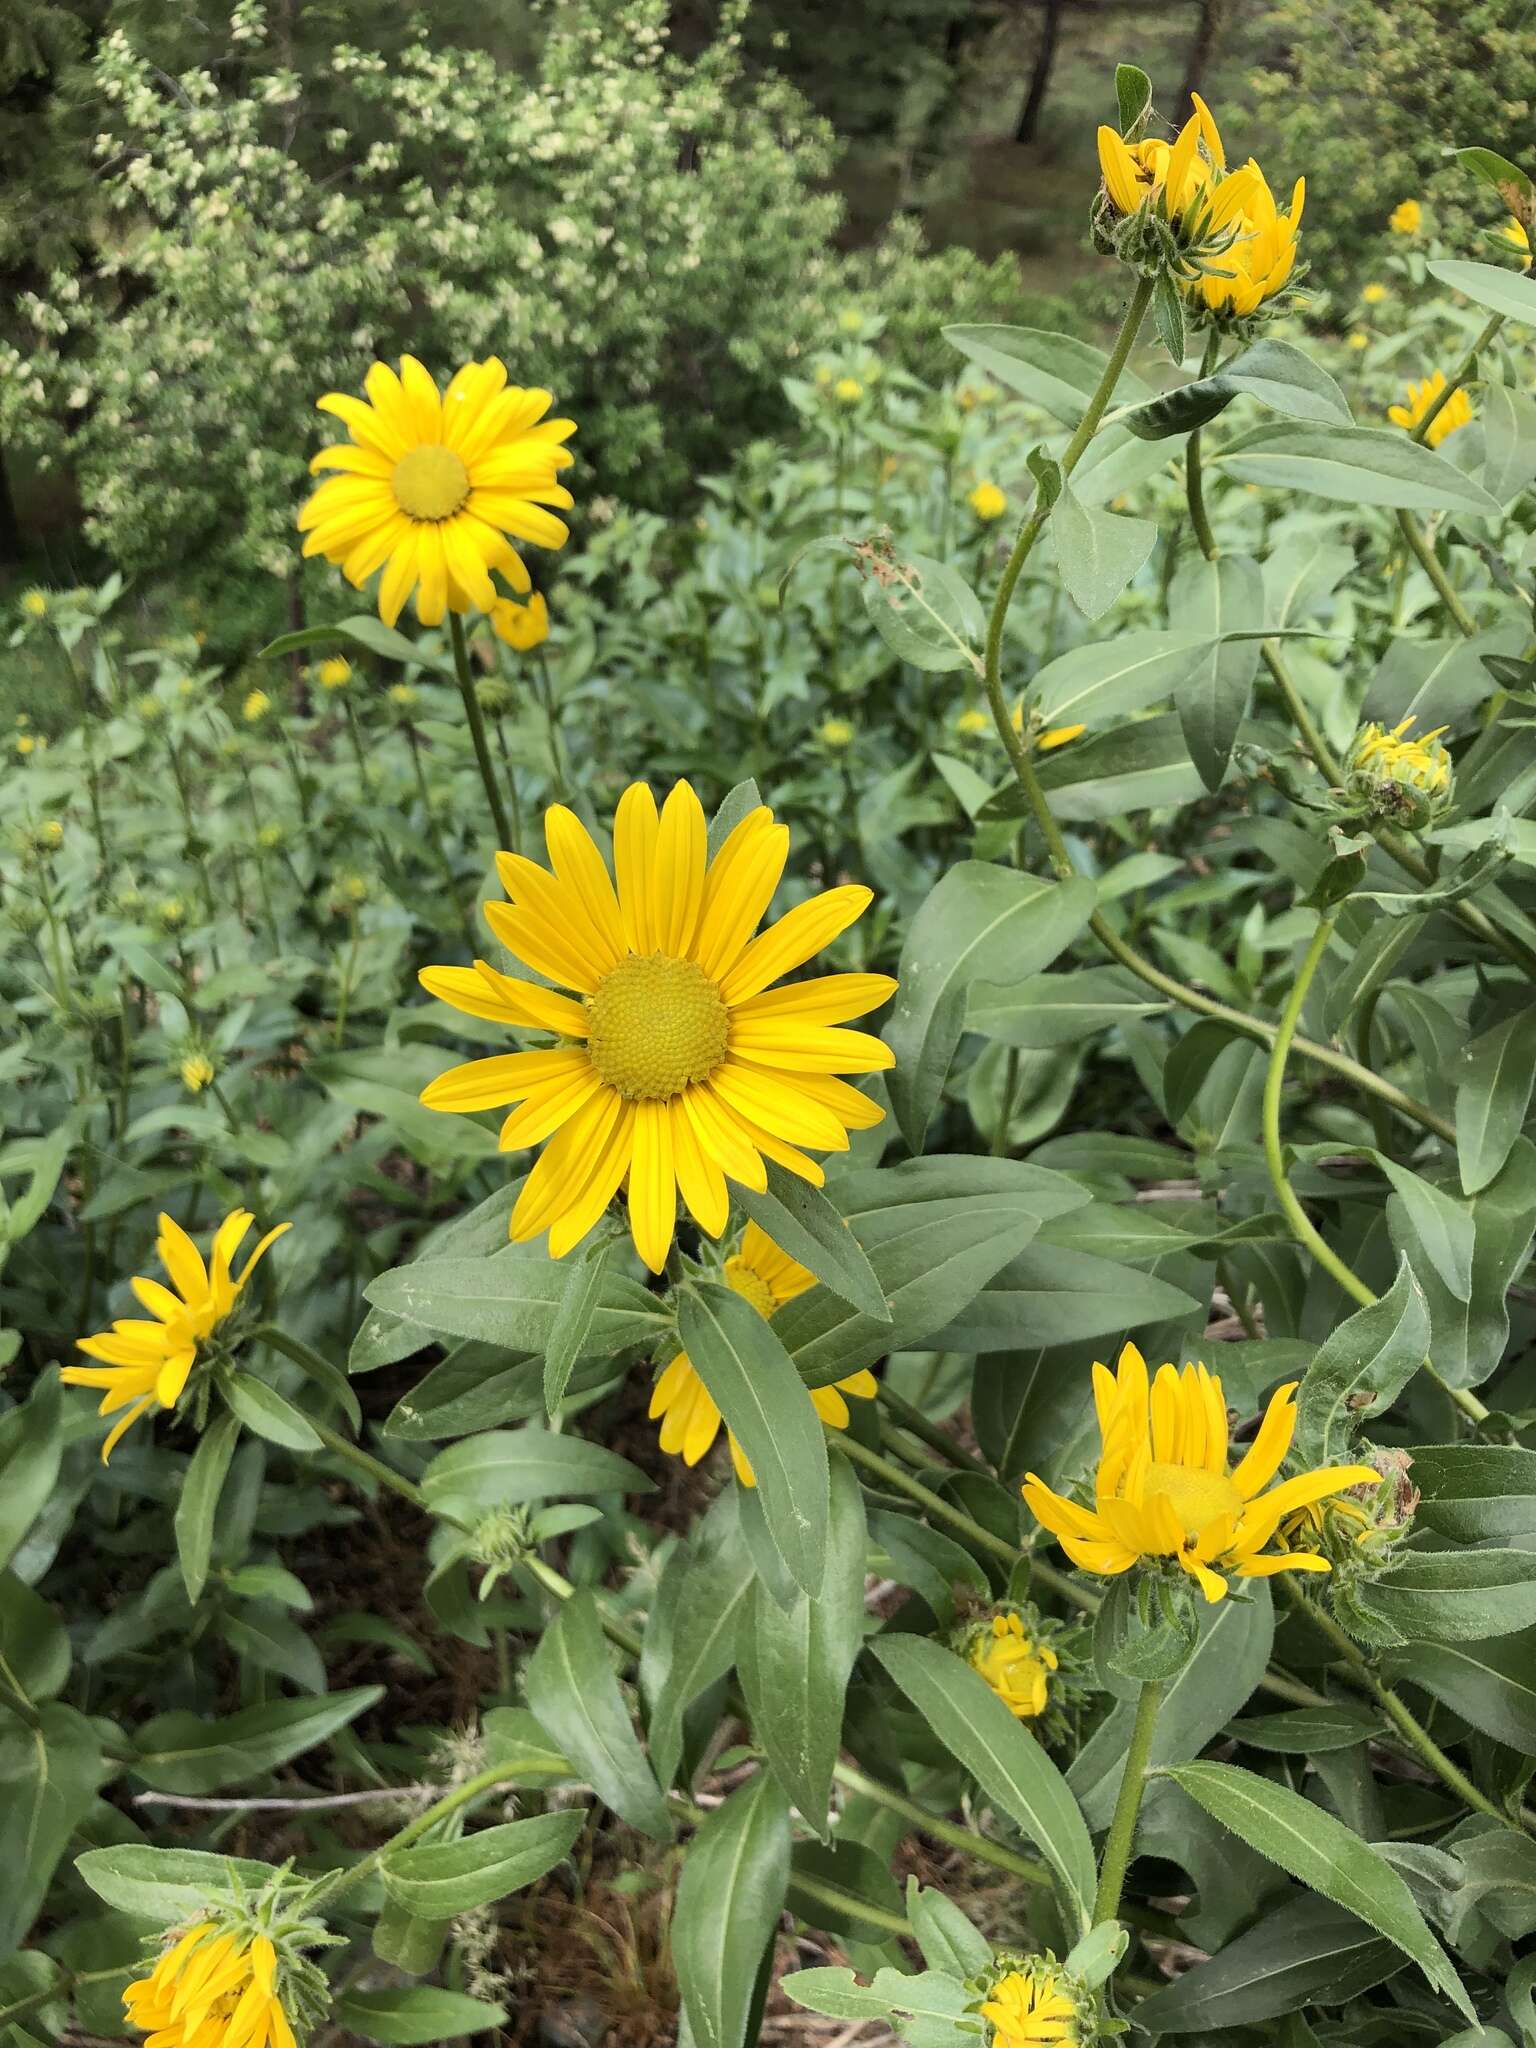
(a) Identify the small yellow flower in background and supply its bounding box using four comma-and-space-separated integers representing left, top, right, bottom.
837, 307, 865, 333
818, 716, 855, 749
242, 688, 272, 724
123, 1924, 298, 2048
299, 355, 576, 628
1023, 1342, 1379, 1603
256, 822, 284, 851
20, 588, 49, 618
62, 1209, 291, 1461
966, 1613, 1058, 1719
979, 1959, 1086, 2048
157, 896, 187, 929
1347, 330, 1370, 351
649, 1222, 876, 1483
955, 707, 990, 738
1362, 281, 1388, 304
316, 655, 352, 690
813, 364, 834, 389
418, 780, 895, 1272
833, 376, 864, 405
15, 733, 37, 757
491, 590, 550, 650
1387, 369, 1473, 449
1389, 198, 1422, 234
968, 481, 1008, 521
387, 681, 418, 711
180, 1053, 215, 1093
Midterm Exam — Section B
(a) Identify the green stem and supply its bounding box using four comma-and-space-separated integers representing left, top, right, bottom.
533, 649, 569, 800
992, 1046, 1021, 1156
830, 1759, 1050, 1892
875, 1383, 974, 1470
1093, 1677, 1163, 1922
1186, 427, 1218, 561
1396, 507, 1477, 639
405, 724, 476, 950
0, 1967, 131, 2032
449, 613, 513, 850
524, 1554, 644, 1659
790, 1866, 913, 1938
833, 1430, 1019, 1568
305, 1412, 432, 1514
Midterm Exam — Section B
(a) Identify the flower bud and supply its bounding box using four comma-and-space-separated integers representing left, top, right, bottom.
1345, 716, 1453, 828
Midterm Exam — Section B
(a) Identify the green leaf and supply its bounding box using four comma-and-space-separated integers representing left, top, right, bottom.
523, 1590, 672, 1841
131, 1686, 382, 1793
174, 1411, 241, 1603
968, 967, 1168, 1048
1369, 1155, 1476, 1300
1455, 1003, 1536, 1194
1213, 422, 1503, 515
259, 614, 453, 674
735, 1165, 889, 1321
1115, 63, 1151, 132
0, 1571, 69, 1704
1051, 482, 1155, 621
860, 548, 984, 675
1119, 338, 1351, 441
907, 1880, 992, 1978
672, 1772, 791, 2048
738, 1456, 866, 1835
886, 863, 1096, 1149
0, 1369, 63, 1572
1171, 554, 1265, 791
0, 1703, 105, 1949
1413, 1444, 1536, 1540
943, 325, 1153, 425
382, 1810, 585, 1916
931, 1238, 1201, 1353
219, 1374, 321, 1452
1024, 629, 1208, 731
333, 1987, 508, 2044
365, 1246, 669, 1355
421, 1425, 652, 1517
1131, 1893, 1401, 2034
1235, 1705, 1387, 1754
1291, 1258, 1430, 1468
1357, 1547, 1536, 1643
780, 1965, 972, 2044
642, 1491, 757, 1788
1482, 379, 1536, 503
1414, 1138, 1536, 1391
1382, 1629, 1536, 1750
1162, 1760, 1471, 2017
1031, 712, 1221, 819
76, 1844, 286, 1920
678, 1282, 828, 1599
543, 1234, 622, 1416
872, 1632, 1095, 1933
1451, 147, 1535, 207
1427, 258, 1536, 327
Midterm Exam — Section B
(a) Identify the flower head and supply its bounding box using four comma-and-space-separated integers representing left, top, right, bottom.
122, 1891, 334, 2048
969, 481, 1008, 521
1346, 715, 1453, 826
299, 356, 575, 628
316, 656, 352, 690
387, 681, 418, 712
818, 716, 855, 749
1011, 701, 1085, 753
14, 733, 37, 756
1362, 281, 1388, 304
1347, 330, 1369, 350
63, 1209, 291, 1460
1387, 369, 1473, 449
491, 590, 550, 650
978, 1956, 1088, 2047
964, 1612, 1059, 1719
955, 707, 990, 738
1193, 163, 1305, 318
1023, 1343, 1379, 1603
649, 1221, 876, 1483
833, 376, 864, 405
1096, 92, 1225, 222
180, 1053, 215, 1094
20, 588, 49, 618
242, 688, 272, 724
1389, 198, 1422, 234
418, 781, 895, 1271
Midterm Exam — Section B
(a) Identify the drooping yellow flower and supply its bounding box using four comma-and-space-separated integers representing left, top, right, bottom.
1389, 198, 1422, 234
123, 1924, 297, 2048
1022, 1343, 1379, 1603
1011, 701, 1086, 753
491, 590, 550, 650
1096, 92, 1225, 221
648, 1221, 877, 1484
180, 1053, 215, 1094
1387, 369, 1474, 449
242, 689, 272, 724
299, 356, 575, 628
967, 1613, 1058, 1719
63, 1210, 291, 1460
1362, 281, 1388, 304
419, 782, 895, 1271
818, 717, 855, 749
316, 656, 352, 690
1195, 164, 1305, 317
979, 1961, 1083, 2047
969, 481, 1008, 521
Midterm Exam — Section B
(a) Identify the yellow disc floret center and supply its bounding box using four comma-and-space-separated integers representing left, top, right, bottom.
724, 1257, 776, 1320
1144, 1462, 1244, 1540
585, 953, 729, 1103
392, 444, 471, 522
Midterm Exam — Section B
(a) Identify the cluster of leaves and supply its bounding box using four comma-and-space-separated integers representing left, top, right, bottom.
5, 143, 1536, 2048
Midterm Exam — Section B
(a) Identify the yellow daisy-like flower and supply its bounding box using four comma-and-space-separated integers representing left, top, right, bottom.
1389, 198, 1422, 235
1022, 1343, 1379, 1604
123, 1924, 296, 2048
1387, 369, 1474, 449
15, 733, 37, 756
1195, 163, 1305, 317
316, 656, 352, 690
1349, 714, 1452, 796
299, 356, 575, 628
979, 1963, 1082, 2047
491, 590, 550, 650
818, 717, 855, 749
20, 588, 49, 618
969, 481, 1008, 521
62, 1210, 291, 1461
967, 1613, 1058, 1720
1097, 92, 1226, 222
1347, 330, 1370, 351
180, 1053, 215, 1094
833, 377, 864, 405
242, 689, 272, 724
1362, 281, 1388, 304
955, 707, 990, 738
418, 781, 896, 1272
648, 1221, 877, 1484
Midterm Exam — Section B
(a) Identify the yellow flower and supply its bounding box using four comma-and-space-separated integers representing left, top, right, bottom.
1022, 1342, 1379, 1603
1505, 217, 1530, 252
62, 1210, 291, 1461
968, 481, 1008, 521
1389, 198, 1422, 234
387, 682, 417, 710
316, 656, 352, 689
955, 707, 990, 738
1195, 164, 1305, 317
648, 1221, 877, 1483
1349, 715, 1452, 797
1010, 702, 1085, 753
979, 1961, 1083, 2047
1347, 330, 1370, 350
967, 1613, 1058, 1719
837, 307, 865, 333
833, 377, 864, 405
242, 688, 272, 723
20, 588, 49, 618
1387, 369, 1474, 448
1096, 91, 1225, 221
818, 716, 855, 749
491, 590, 550, 650
418, 781, 896, 1272
14, 733, 36, 756
180, 1053, 215, 1093
37, 819, 64, 848
299, 355, 576, 628
123, 1924, 297, 2048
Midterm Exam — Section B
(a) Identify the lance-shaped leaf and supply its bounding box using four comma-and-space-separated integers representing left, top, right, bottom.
1172, 553, 1265, 791
1120, 337, 1351, 441
1213, 422, 1502, 515
735, 1164, 889, 1321
672, 1773, 791, 2048
523, 1590, 672, 1841
944, 324, 1154, 422
1427, 257, 1536, 327
1291, 1258, 1429, 1468
382, 1811, 585, 1917
860, 548, 984, 674
1455, 1001, 1536, 1194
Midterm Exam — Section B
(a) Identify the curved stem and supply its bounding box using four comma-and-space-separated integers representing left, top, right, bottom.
1093, 1677, 1163, 1922
1397, 509, 1477, 639
1185, 427, 1218, 561
875, 1382, 975, 1470
305, 1413, 432, 1514
449, 613, 513, 850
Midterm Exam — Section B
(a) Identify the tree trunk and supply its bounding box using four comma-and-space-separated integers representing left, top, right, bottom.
0, 441, 21, 568
1015, 0, 1064, 144
1179, 0, 1227, 113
